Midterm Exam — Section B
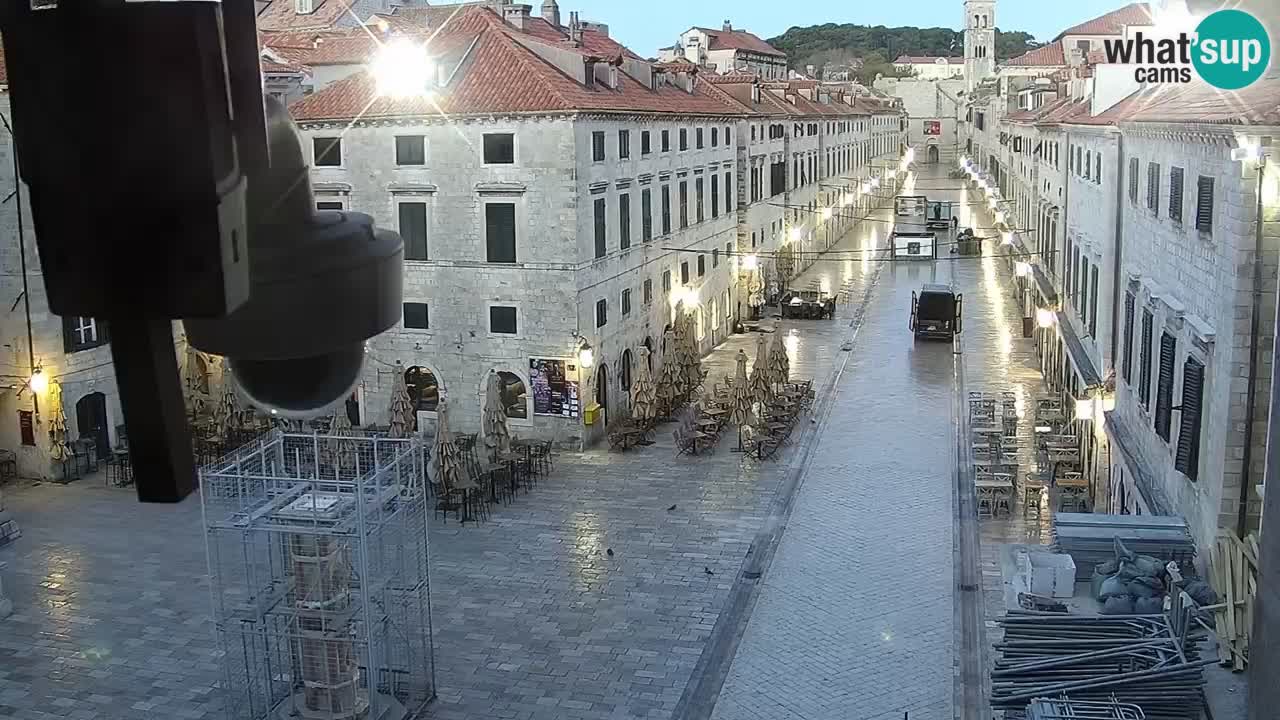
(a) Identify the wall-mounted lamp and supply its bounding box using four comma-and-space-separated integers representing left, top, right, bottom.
1035, 307, 1056, 328
788, 227, 805, 244
577, 339, 595, 369
28, 367, 47, 394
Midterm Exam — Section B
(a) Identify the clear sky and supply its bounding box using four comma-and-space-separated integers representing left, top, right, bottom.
562, 0, 1135, 57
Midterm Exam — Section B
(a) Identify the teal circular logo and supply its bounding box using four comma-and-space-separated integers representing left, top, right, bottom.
1192, 9, 1271, 90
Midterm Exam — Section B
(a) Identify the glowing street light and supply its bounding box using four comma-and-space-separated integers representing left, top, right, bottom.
371, 39, 436, 99
1015, 261, 1031, 277
742, 254, 759, 271
788, 226, 805, 244
28, 367, 47, 394
821, 207, 833, 221
1036, 307, 1056, 328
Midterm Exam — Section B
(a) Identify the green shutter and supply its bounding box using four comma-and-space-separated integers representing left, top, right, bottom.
1175, 357, 1205, 480
1154, 332, 1176, 441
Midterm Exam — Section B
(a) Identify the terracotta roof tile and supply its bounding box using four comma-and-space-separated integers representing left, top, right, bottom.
1115, 75, 1280, 125
1003, 42, 1066, 67
692, 27, 784, 57
1054, 2, 1152, 40
257, 0, 358, 32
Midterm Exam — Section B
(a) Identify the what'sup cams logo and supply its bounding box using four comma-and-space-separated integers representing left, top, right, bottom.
1103, 9, 1271, 90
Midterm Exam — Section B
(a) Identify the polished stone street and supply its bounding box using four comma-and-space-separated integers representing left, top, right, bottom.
0, 164, 1051, 720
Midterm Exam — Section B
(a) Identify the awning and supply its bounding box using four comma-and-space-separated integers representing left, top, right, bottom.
1055, 311, 1103, 387
1032, 265, 1057, 305
1104, 411, 1174, 516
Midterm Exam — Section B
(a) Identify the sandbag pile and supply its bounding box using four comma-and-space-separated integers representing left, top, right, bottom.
1092, 538, 1216, 615
1053, 513, 1196, 581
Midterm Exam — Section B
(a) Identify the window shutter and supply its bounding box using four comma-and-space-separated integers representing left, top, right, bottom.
1138, 309, 1153, 408
1089, 266, 1099, 337
1175, 357, 1205, 481
1154, 333, 1176, 441
1122, 293, 1135, 382
1195, 176, 1214, 232
1146, 162, 1159, 212
96, 320, 110, 345
62, 316, 77, 353
1169, 167, 1183, 223
1128, 157, 1139, 202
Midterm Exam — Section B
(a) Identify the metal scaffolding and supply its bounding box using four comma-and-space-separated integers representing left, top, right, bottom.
201, 430, 435, 720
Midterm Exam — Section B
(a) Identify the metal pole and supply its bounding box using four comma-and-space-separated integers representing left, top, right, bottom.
1249, 157, 1280, 720
1239, 155, 1267, 537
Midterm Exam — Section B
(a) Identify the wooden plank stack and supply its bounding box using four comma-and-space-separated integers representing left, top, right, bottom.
1210, 529, 1260, 671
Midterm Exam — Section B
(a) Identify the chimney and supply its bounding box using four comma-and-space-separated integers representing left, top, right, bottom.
503, 3, 532, 30
540, 0, 560, 27
722, 19, 732, 32
295, 0, 315, 14
806, 64, 815, 78
567, 11, 583, 46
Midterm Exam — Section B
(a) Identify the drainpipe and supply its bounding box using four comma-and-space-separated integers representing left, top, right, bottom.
1110, 132, 1126, 368
1238, 154, 1267, 538
1, 113, 37, 416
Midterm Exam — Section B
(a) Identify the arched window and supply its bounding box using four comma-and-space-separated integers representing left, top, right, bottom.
620, 349, 633, 392
495, 371, 528, 419
404, 366, 440, 412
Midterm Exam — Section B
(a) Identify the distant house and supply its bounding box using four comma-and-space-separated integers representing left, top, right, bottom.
892, 55, 964, 80
667, 21, 788, 80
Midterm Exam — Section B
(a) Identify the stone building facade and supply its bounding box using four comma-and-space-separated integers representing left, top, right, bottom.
666, 22, 788, 80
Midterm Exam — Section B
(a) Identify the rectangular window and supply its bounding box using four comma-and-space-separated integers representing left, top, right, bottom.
662, 129, 670, 152
595, 298, 608, 328
1079, 257, 1089, 323
1196, 176, 1214, 232
711, 127, 718, 147
770, 161, 785, 196
1095, 153, 1102, 184
313, 137, 341, 166
484, 202, 516, 263
489, 306, 518, 334
618, 130, 630, 160
679, 128, 688, 151
1154, 332, 1176, 441
593, 198, 607, 258
680, 261, 689, 284
641, 130, 651, 155
697, 254, 705, 277
592, 131, 605, 162
1128, 157, 1139, 203
619, 193, 631, 250
1089, 265, 1099, 337
1138, 309, 1154, 409
1175, 357, 1205, 481
661, 185, 672, 235
395, 135, 426, 165
643, 279, 653, 305
399, 201, 429, 261
1146, 161, 1160, 212
695, 178, 704, 223
679, 181, 689, 228
725, 172, 732, 213
317, 201, 344, 210
696, 127, 704, 149
663, 269, 672, 292
1122, 293, 1135, 383
622, 288, 632, 316
711, 174, 719, 219
712, 248, 719, 268
403, 302, 429, 330
1169, 166, 1184, 223
641, 189, 653, 242
482, 133, 515, 164
62, 316, 108, 353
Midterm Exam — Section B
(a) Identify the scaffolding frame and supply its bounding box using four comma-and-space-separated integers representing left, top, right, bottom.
201, 430, 435, 720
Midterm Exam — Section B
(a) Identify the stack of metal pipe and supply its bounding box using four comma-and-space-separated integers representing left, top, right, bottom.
991, 613, 1213, 720
1025, 697, 1146, 719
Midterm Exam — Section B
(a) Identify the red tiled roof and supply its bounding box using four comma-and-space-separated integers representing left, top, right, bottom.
289, 24, 749, 122
257, 0, 358, 32
1054, 3, 1152, 40
894, 55, 957, 64
0, 42, 7, 86
1114, 75, 1280, 125
1003, 42, 1066, 67
692, 27, 785, 57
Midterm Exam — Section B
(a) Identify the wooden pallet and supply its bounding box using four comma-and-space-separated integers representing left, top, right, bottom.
1211, 529, 1260, 671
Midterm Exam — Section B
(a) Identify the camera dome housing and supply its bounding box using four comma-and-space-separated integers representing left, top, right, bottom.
185, 97, 403, 418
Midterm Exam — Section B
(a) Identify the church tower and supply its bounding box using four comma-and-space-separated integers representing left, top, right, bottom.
964, 0, 995, 91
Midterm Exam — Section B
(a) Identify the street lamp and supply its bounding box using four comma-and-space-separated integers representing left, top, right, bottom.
577, 341, 594, 369
1015, 261, 1031, 277
370, 38, 435, 99
742, 254, 759, 271
1036, 307, 1056, 328
28, 367, 47, 394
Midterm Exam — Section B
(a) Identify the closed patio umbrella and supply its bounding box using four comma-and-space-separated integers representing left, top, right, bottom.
214, 370, 243, 445
482, 370, 511, 464
433, 398, 464, 492
47, 381, 72, 469
181, 337, 212, 422
678, 312, 703, 400
730, 350, 754, 451
388, 361, 416, 438
767, 332, 791, 389
656, 328, 681, 416
630, 346, 658, 426
324, 403, 357, 475
749, 333, 773, 406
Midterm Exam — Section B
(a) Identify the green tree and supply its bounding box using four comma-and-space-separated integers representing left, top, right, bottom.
767, 23, 1042, 72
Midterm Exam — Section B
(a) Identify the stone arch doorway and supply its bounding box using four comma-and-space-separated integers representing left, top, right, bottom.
595, 363, 609, 427
75, 391, 110, 461
927, 144, 940, 164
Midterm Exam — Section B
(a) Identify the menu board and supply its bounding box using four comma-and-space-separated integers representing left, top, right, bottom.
530, 358, 580, 418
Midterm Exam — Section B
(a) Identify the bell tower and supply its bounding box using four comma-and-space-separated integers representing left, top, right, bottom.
964, 0, 995, 91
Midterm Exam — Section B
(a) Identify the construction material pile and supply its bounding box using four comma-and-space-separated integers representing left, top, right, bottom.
1025, 697, 1146, 719
991, 613, 1211, 720
1090, 538, 1215, 616
1209, 529, 1260, 671
1053, 514, 1196, 581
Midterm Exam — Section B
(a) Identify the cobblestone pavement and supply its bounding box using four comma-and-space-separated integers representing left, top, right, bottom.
708, 170, 960, 720
0, 209, 885, 719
